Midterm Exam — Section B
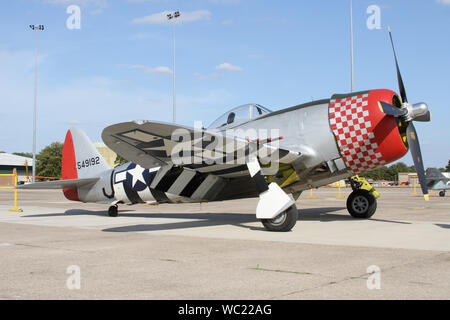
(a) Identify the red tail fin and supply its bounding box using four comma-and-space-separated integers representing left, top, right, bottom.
61, 130, 79, 201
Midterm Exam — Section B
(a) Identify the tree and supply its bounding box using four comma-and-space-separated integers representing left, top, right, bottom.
114, 154, 128, 167
446, 160, 450, 172
360, 162, 415, 181
36, 142, 63, 179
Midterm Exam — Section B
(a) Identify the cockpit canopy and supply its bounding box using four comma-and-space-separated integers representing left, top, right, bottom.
208, 104, 272, 129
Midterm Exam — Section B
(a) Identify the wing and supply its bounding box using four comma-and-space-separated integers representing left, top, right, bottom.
102, 120, 301, 177
103, 121, 304, 219
17, 177, 100, 190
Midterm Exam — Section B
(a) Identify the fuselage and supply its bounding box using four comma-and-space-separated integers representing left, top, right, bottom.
69, 89, 409, 205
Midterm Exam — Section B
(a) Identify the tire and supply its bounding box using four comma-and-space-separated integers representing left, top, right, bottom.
261, 205, 298, 232
439, 191, 446, 197
108, 205, 118, 217
346, 189, 377, 219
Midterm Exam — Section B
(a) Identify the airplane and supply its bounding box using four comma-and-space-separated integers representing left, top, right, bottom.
18, 28, 432, 232
426, 168, 450, 197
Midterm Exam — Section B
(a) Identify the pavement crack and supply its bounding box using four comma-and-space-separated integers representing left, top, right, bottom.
250, 265, 313, 276
271, 252, 450, 299
13, 242, 90, 253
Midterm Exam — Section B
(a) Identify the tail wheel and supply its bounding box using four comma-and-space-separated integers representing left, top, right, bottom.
347, 189, 377, 219
439, 191, 446, 197
261, 205, 298, 232
108, 205, 118, 217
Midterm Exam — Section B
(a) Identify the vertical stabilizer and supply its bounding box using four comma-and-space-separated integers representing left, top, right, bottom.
62, 127, 110, 180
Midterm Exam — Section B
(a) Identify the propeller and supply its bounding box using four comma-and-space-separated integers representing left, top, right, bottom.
379, 101, 407, 117
380, 26, 431, 201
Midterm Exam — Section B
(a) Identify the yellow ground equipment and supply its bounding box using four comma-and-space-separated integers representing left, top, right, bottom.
0, 170, 23, 212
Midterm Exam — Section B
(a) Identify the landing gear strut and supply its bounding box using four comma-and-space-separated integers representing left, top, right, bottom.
346, 176, 378, 219
108, 205, 118, 217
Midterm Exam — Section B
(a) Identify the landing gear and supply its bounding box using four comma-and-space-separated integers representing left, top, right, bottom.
439, 190, 446, 197
108, 205, 118, 217
347, 189, 377, 219
261, 204, 298, 232
346, 176, 378, 219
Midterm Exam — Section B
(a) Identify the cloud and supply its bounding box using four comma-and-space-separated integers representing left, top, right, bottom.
437, 0, 450, 5
209, 0, 241, 4
126, 64, 172, 75
0, 48, 236, 154
43, 0, 107, 7
193, 72, 221, 81
132, 10, 211, 25
127, 0, 167, 2
215, 62, 243, 72
43, 0, 108, 14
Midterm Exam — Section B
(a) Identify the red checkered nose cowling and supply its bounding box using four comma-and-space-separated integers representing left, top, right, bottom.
328, 89, 408, 174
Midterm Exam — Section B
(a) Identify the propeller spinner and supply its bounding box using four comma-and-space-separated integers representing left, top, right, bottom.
380, 27, 431, 201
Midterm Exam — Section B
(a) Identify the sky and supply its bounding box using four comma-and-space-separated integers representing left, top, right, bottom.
0, 0, 449, 168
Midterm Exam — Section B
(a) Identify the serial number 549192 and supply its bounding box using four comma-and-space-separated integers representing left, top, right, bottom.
77, 156, 100, 169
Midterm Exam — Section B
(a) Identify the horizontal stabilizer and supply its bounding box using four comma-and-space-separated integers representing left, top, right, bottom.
426, 168, 446, 180
17, 177, 100, 190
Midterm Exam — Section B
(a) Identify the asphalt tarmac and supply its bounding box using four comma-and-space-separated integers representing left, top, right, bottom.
0, 187, 449, 299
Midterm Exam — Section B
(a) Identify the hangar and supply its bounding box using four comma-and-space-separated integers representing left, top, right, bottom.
0, 153, 33, 185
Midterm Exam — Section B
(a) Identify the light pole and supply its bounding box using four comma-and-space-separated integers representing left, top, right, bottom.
29, 24, 44, 183
350, 0, 355, 92
167, 11, 180, 123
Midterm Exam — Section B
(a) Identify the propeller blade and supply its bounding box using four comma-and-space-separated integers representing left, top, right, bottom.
388, 26, 408, 103
379, 101, 407, 117
406, 123, 429, 200
414, 111, 432, 122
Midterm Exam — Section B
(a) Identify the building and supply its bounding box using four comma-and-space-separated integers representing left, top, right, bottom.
398, 172, 418, 185
0, 153, 33, 185
94, 142, 117, 169
399, 172, 450, 185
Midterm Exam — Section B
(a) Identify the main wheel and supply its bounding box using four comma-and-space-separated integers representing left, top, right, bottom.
347, 189, 377, 219
261, 205, 298, 232
108, 205, 118, 217
439, 190, 446, 197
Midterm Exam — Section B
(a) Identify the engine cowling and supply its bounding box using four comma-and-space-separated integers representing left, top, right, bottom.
328, 89, 408, 174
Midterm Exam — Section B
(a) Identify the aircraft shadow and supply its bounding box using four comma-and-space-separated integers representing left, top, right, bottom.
102, 206, 407, 232
435, 224, 450, 229
21, 206, 408, 233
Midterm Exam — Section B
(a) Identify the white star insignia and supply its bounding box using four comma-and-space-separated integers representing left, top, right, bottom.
127, 165, 147, 188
